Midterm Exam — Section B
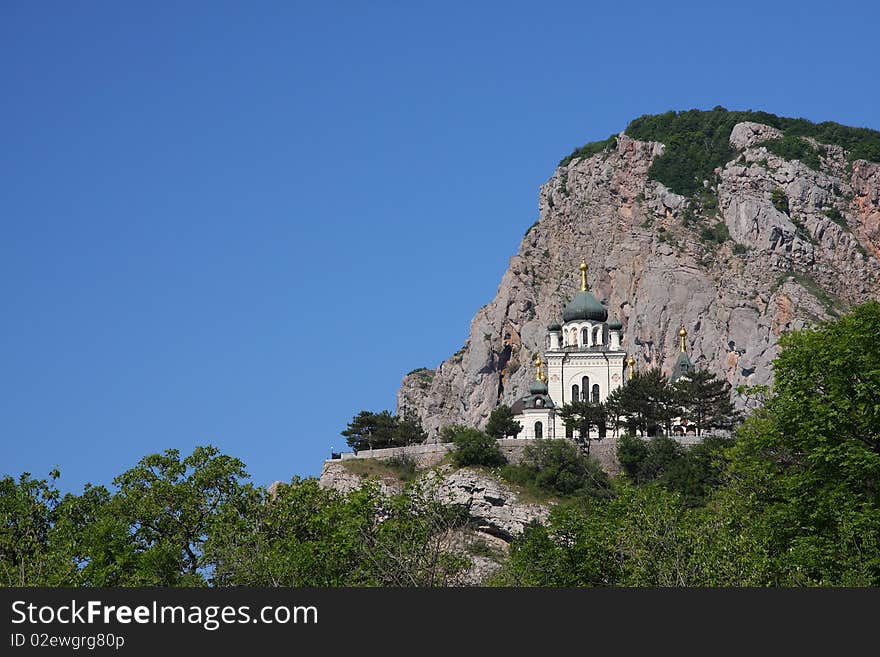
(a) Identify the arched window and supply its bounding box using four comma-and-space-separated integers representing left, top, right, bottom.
582, 327, 590, 346
534, 421, 543, 439
581, 376, 589, 400
571, 385, 579, 404
593, 326, 602, 346
570, 328, 578, 345
592, 384, 600, 403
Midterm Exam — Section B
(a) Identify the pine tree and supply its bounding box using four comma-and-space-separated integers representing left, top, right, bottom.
673, 370, 739, 435
605, 369, 680, 437
341, 410, 397, 451
558, 400, 607, 453
485, 405, 522, 439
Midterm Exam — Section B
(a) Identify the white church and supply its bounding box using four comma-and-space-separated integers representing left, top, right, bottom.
510, 260, 694, 440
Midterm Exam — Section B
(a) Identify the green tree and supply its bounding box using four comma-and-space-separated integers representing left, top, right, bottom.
49, 483, 135, 586
493, 479, 769, 587
0, 470, 61, 586
207, 477, 369, 586
341, 410, 426, 451
207, 478, 471, 587
485, 405, 522, 439
443, 426, 507, 468
674, 370, 739, 435
727, 300, 880, 584
341, 410, 397, 451
617, 435, 684, 484
107, 446, 250, 585
503, 439, 610, 498
616, 433, 649, 480
393, 414, 428, 446
605, 369, 680, 436
557, 400, 606, 454
659, 435, 735, 507
355, 481, 471, 586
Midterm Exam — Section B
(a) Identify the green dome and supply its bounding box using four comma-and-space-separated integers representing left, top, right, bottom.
529, 379, 548, 395
563, 291, 608, 323
547, 322, 562, 331
608, 318, 622, 330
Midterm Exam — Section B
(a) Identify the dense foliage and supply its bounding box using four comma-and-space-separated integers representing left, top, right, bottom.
557, 400, 606, 453
558, 134, 618, 167
485, 405, 522, 439
209, 479, 470, 586
619, 107, 880, 196
617, 434, 734, 507
443, 425, 507, 468
341, 410, 427, 451
502, 440, 611, 499
760, 135, 821, 171
0, 450, 471, 587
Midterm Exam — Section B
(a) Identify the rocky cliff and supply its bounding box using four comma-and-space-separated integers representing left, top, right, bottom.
318, 460, 551, 584
398, 111, 880, 436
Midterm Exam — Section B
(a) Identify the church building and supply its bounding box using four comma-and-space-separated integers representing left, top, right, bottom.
510, 260, 695, 440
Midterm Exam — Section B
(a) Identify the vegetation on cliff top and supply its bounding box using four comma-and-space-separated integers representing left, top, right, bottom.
558, 134, 618, 168
561, 107, 880, 196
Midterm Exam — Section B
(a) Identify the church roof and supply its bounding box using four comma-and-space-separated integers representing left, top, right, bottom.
529, 378, 548, 395
563, 290, 608, 323
510, 393, 555, 415
608, 317, 622, 330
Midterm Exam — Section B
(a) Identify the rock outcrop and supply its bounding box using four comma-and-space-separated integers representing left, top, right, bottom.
319, 461, 549, 542
429, 468, 550, 541
318, 460, 552, 584
398, 121, 880, 436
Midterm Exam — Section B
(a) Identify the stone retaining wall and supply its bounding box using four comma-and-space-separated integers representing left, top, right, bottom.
328, 433, 710, 474
329, 436, 627, 474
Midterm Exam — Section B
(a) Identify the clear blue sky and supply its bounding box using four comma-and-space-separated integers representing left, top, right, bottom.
2, 1, 878, 492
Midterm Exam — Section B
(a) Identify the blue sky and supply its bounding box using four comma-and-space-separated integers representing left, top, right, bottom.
2, 1, 878, 491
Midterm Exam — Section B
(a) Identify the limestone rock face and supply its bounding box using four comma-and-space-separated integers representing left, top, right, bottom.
317, 461, 551, 584
318, 462, 550, 543
318, 461, 403, 496
852, 160, 880, 259
729, 121, 783, 149
430, 468, 550, 542
398, 123, 880, 435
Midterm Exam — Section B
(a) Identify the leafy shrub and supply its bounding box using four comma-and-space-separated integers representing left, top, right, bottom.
443, 426, 507, 468
617, 434, 734, 507
386, 454, 419, 482
502, 439, 610, 498
732, 243, 749, 255
485, 405, 522, 439
824, 207, 847, 228
700, 221, 731, 244
771, 188, 790, 214
760, 135, 821, 170
558, 134, 618, 167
